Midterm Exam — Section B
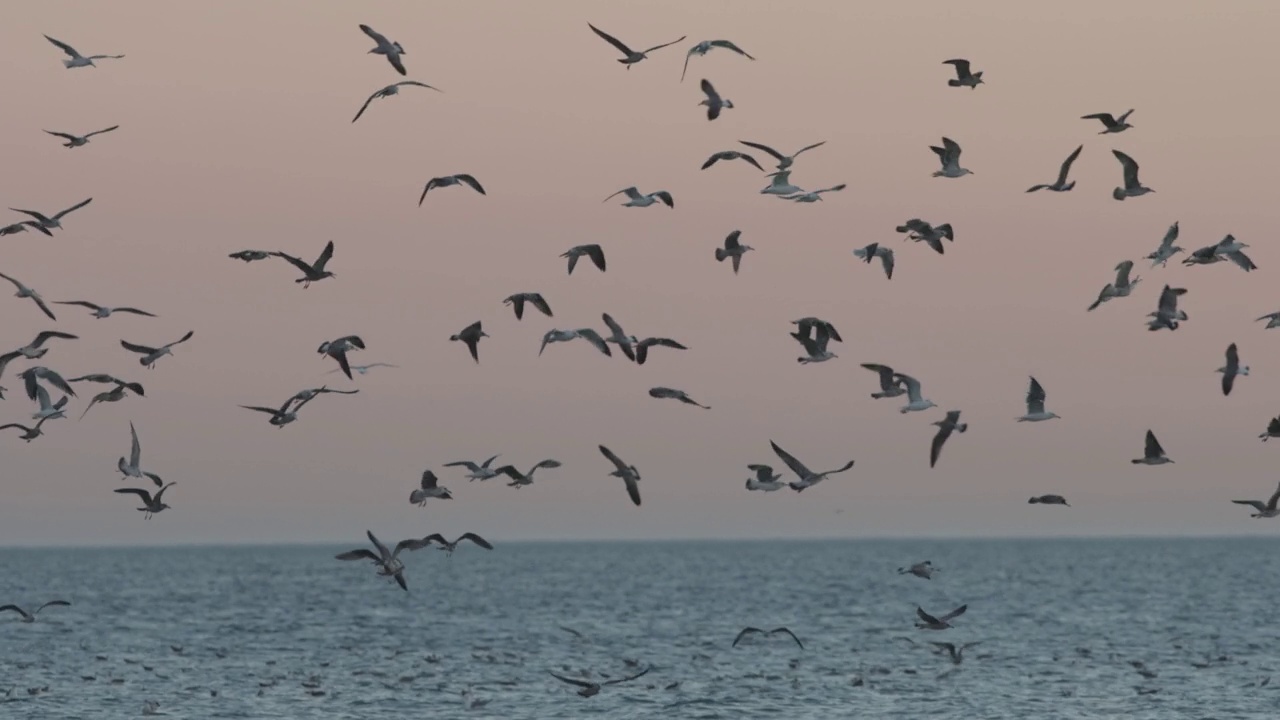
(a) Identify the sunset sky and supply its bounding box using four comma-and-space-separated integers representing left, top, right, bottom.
3, 1, 1280, 546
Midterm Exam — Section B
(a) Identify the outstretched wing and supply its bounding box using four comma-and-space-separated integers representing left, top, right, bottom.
769, 440, 812, 478
732, 626, 764, 647
598, 444, 628, 473
768, 627, 804, 650
587, 23, 634, 57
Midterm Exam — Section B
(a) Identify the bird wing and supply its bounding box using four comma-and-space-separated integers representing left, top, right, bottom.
941, 137, 961, 164
1158, 222, 1180, 250
793, 141, 827, 157
1145, 430, 1164, 458
587, 23, 635, 56
34, 599, 70, 613
681, 47, 695, 82
1056, 145, 1084, 185
1113, 150, 1140, 187
1026, 377, 1046, 414
732, 627, 764, 647
549, 671, 595, 689
393, 537, 431, 557
930, 426, 951, 468
420, 470, 440, 490
738, 140, 785, 162
879, 248, 895, 279
601, 312, 627, 341
598, 444, 628, 473
359, 24, 390, 44
366, 530, 392, 562
443, 460, 481, 471
710, 39, 753, 58
456, 174, 486, 194
240, 405, 283, 416
112, 307, 157, 317
1082, 112, 1117, 126
1268, 481, 1280, 511
768, 627, 804, 649
44, 35, 80, 58
335, 548, 379, 562
164, 330, 195, 349
1225, 250, 1257, 271
942, 58, 971, 77
895, 373, 923, 402
769, 440, 812, 478
528, 294, 552, 317
624, 475, 642, 506
604, 666, 651, 685
532, 459, 562, 472
0, 605, 33, 620
1114, 260, 1134, 287
940, 604, 968, 622
652, 191, 674, 208
312, 241, 336, 272
458, 532, 493, 549
44, 130, 79, 141
723, 230, 742, 250
352, 90, 381, 123
1116, 109, 1135, 123
860, 364, 896, 390
643, 36, 686, 54
114, 487, 154, 503
916, 607, 941, 625
85, 125, 120, 138
31, 330, 78, 347
700, 78, 721, 103
575, 328, 612, 356
272, 251, 315, 275
1234, 500, 1267, 512
53, 197, 93, 221
581, 244, 605, 272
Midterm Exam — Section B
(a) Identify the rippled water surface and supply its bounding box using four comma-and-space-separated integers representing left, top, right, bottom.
2, 538, 1279, 718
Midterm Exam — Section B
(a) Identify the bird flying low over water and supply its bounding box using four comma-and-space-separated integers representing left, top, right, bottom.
9, 197, 92, 235
422, 533, 492, 554
648, 386, 710, 409
853, 243, 894, 279
409, 471, 452, 506
1029, 494, 1069, 507
943, 59, 983, 88
604, 186, 673, 208
450, 321, 489, 364
1217, 343, 1248, 396
352, 80, 441, 123
44, 35, 123, 68
1017, 377, 1060, 422
930, 137, 972, 178
770, 440, 854, 492
115, 482, 175, 519
0, 600, 70, 623
54, 300, 156, 319
738, 140, 827, 172
561, 244, 606, 275
1233, 482, 1280, 518
272, 240, 336, 288
549, 666, 651, 698
931, 641, 982, 665
715, 230, 753, 274
930, 410, 967, 468
1111, 150, 1154, 200
120, 331, 194, 369
359, 24, 407, 75
682, 39, 754, 82
599, 445, 642, 507
698, 79, 734, 120
336, 530, 430, 591
318, 335, 365, 379
732, 626, 804, 649
0, 272, 57, 320
44, 125, 119, 148
419, 175, 486, 205
1082, 109, 1135, 134
916, 604, 967, 630
1132, 430, 1173, 465
701, 150, 765, 172
1026, 145, 1083, 193
587, 23, 685, 69
503, 293, 553, 320
1146, 222, 1184, 267
898, 561, 937, 579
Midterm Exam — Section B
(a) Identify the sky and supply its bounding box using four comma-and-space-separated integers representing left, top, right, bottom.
2, 1, 1280, 547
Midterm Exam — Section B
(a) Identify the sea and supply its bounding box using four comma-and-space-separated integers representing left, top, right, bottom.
1, 537, 1278, 719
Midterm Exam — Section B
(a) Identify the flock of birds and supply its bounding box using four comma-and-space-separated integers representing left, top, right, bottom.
4, 18, 1280, 707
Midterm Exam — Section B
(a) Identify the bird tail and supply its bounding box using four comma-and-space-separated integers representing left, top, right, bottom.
1129, 459, 1143, 464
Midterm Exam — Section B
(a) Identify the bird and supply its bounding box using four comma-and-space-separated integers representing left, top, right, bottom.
894, 374, 937, 414
930, 137, 972, 178
895, 219, 955, 254
335, 530, 430, 591
599, 445, 642, 507
781, 184, 847, 203
0, 600, 70, 623
714, 230, 754, 274
1087, 260, 1141, 311
0, 418, 51, 443
1183, 235, 1257, 272
1131, 430, 1173, 465
1017, 377, 1061, 422
1256, 312, 1280, 329
1147, 285, 1189, 331
53, 300, 156, 319
359, 24, 407, 75
9, 197, 92, 235
853, 243, 895, 279
1232, 482, 1280, 518
317, 336, 365, 379
930, 641, 982, 665
649, 387, 710, 409
18, 366, 76, 401
1082, 109, 1135, 134
898, 561, 937, 579
549, 666, 651, 698
0, 332, 78, 375
288, 387, 360, 407
44, 125, 119, 148
79, 382, 140, 420
701, 150, 765, 172
120, 331, 194, 369
698, 78, 734, 120
1111, 150, 1154, 200
0, 221, 38, 236
326, 362, 397, 376
409, 471, 453, 506
540, 328, 612, 357
443, 455, 503, 481
228, 250, 272, 263
239, 389, 325, 428
681, 39, 754, 81
942, 59, 984, 88
503, 293, 553, 320
587, 23, 685, 69
43, 35, 123, 68
603, 186, 673, 208
272, 240, 336, 288
30, 384, 68, 423
744, 464, 786, 492
794, 322, 837, 364
351, 80, 441, 122
861, 364, 907, 399
450, 321, 488, 364
419, 175, 486, 205
0, 272, 57, 320
494, 459, 562, 488
1028, 494, 1070, 507
117, 422, 161, 486
1218, 343, 1248, 396
759, 170, 805, 196
422, 532, 493, 554
1146, 222, 1184, 267
732, 627, 804, 649
770, 440, 854, 492
916, 605, 967, 630
561, 244, 607, 275
1026, 145, 1083, 193
738, 140, 827, 172
115, 483, 175, 519
600, 313, 686, 364
1260, 416, 1280, 442
792, 317, 843, 343
930, 410, 968, 468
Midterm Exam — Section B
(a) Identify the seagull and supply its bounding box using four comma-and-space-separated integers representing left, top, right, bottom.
1259, 416, 1280, 442
9, 197, 92, 235
539, 328, 611, 357
54, 300, 156, 319
0, 331, 77, 371
0, 221, 38, 236
1147, 285, 1189, 331
0, 272, 57, 320
930, 641, 982, 665
587, 23, 685, 69
853, 243, 895, 279
30, 385, 68, 422
1017, 377, 1061, 422
770, 440, 854, 492
738, 140, 827, 172
229, 250, 272, 263
18, 366, 76, 400
1111, 150, 1154, 200
443, 454, 503, 481
43, 35, 123, 68
681, 39, 754, 81
494, 459, 562, 488
503, 293, 553, 321
793, 322, 837, 364
0, 418, 52, 443
861, 364, 907, 399
1026, 145, 1083, 193
601, 313, 687, 364
781, 184, 847, 203
942, 59, 984, 88
117, 422, 161, 485
1131, 430, 1173, 465
449, 321, 488, 364
1218, 343, 1248, 396
422, 533, 493, 554
272, 240, 336, 288
561, 244, 606, 275
792, 317, 843, 343
603, 186, 673, 208
549, 667, 651, 698
698, 79, 733, 120
1082, 109, 1135, 134
318, 335, 365, 379
732, 627, 804, 649
714, 230, 754, 274
898, 561, 937, 579
1232, 482, 1280, 518
409, 471, 452, 506
894, 374, 937, 414
120, 331, 193, 369
701, 150, 765, 172
335, 530, 430, 591
359, 24, 407, 75
240, 390, 324, 428
115, 483, 175, 519
419, 175, 486, 205
895, 219, 955, 254
351, 80, 441, 122
0, 601, 70, 623
930, 137, 972, 178
1028, 494, 1070, 507
1183, 234, 1257, 272
744, 464, 786, 492
599, 445, 641, 507
930, 410, 967, 468
916, 605, 967, 630
1087, 260, 1141, 311
648, 387, 710, 409
760, 170, 805, 196
326, 362, 396, 376
44, 125, 119, 148
79, 382, 140, 420
1146, 222, 1184, 267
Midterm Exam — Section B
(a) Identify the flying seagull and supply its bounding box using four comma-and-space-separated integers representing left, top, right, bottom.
1111, 150, 1154, 200
1029, 494, 1070, 507
601, 313, 687, 364
916, 605, 967, 630
898, 561, 937, 579
894, 373, 937, 413
792, 317, 843, 343
115, 482, 175, 519
1131, 430, 1173, 465
79, 381, 143, 420
0, 221, 39, 236
44, 125, 119, 148
239, 389, 327, 428
715, 230, 753, 274
409, 470, 452, 506
1026, 145, 1083, 192
732, 627, 804, 649
793, 321, 837, 364
1183, 234, 1257, 272
745, 464, 786, 492
603, 186, 673, 208
288, 386, 359, 406
1257, 312, 1280, 330
599, 445, 642, 507
698, 78, 733, 120
1087, 260, 1141, 311
1233, 482, 1280, 518
54, 300, 156, 319
0, 600, 70, 623
449, 321, 488, 364
1147, 285, 1188, 331
861, 364, 906, 399
443, 455, 503, 481
494, 459, 562, 488
701, 150, 765, 172
229, 250, 271, 263
930, 137, 972, 178
737, 140, 827, 171
419, 174, 486, 205
770, 440, 854, 492
9, 197, 92, 235
853, 243, 895, 279
30, 384, 69, 422
930, 410, 968, 468
942, 59, 984, 88
648, 386, 710, 409
1017, 377, 1061, 422
272, 240, 336, 288
930, 641, 982, 665
539, 329, 611, 357
1146, 222, 1184, 267
561, 244, 606, 274
317, 336, 365, 380
1260, 416, 1280, 442
359, 24, 407, 75
896, 219, 955, 254
352, 80, 441, 123
117, 421, 161, 486
43, 35, 123, 68
587, 23, 685, 69
759, 170, 805, 196
1082, 109, 1135, 134
335, 530, 430, 591
1218, 343, 1248, 396
682, 39, 754, 81
0, 272, 57, 320
422, 532, 492, 554
549, 666, 651, 698
503, 292, 552, 321
19, 366, 77, 400
781, 184, 847, 203
0, 331, 78, 372
0, 418, 52, 443
120, 330, 193, 369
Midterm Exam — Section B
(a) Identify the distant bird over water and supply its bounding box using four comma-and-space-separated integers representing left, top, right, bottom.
898, 561, 937, 579
335, 530, 428, 591
549, 666, 651, 698
409, 471, 452, 506
115, 482, 175, 519
0, 600, 70, 623
770, 440, 854, 492
916, 604, 967, 630
599, 445, 642, 507
1233, 482, 1280, 518
744, 464, 785, 492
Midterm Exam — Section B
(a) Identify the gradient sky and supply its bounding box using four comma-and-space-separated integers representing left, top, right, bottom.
3, 1, 1280, 547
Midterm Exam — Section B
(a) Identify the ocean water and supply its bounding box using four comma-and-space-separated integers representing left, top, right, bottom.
1, 537, 1278, 719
